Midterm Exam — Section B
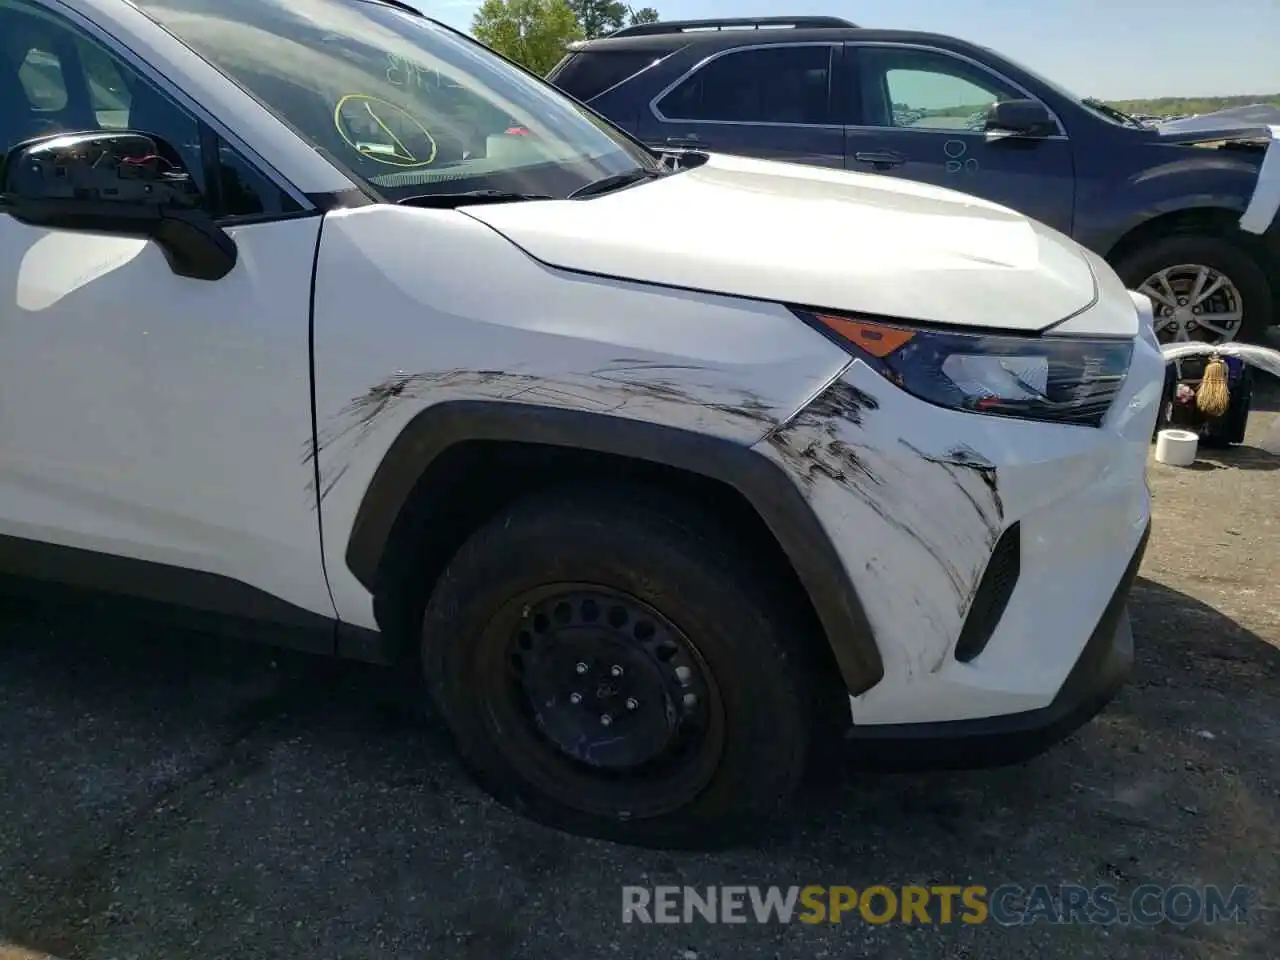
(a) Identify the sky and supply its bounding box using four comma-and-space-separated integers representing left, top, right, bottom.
414, 0, 1280, 100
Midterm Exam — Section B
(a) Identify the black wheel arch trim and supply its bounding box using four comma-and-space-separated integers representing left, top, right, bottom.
344, 399, 885, 694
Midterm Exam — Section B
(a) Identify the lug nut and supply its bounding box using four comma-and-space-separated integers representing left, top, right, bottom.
610, 665, 623, 677
600, 713, 613, 727
675, 665, 692, 684
569, 692, 582, 704
626, 698, 638, 711
683, 693, 698, 708
575, 662, 588, 675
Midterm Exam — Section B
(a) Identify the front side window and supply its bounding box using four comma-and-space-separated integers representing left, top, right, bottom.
0, 0, 297, 219
131, 0, 659, 201
77, 38, 131, 128
657, 45, 835, 125
855, 47, 1023, 132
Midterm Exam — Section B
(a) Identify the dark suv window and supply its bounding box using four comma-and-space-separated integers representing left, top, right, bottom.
551, 49, 671, 101
854, 46, 1021, 131
656, 45, 834, 125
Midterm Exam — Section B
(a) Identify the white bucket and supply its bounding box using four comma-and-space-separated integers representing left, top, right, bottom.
1261, 417, 1280, 456
1155, 428, 1199, 466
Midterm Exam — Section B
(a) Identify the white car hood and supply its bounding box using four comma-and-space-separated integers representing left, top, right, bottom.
464, 153, 1098, 332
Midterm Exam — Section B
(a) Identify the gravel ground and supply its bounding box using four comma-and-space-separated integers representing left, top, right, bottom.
1, 392, 1278, 960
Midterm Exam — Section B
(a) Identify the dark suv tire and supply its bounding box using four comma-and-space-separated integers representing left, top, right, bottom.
420, 487, 813, 848
1113, 233, 1273, 345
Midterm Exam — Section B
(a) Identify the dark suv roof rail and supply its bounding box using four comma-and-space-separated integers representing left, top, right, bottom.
607, 16, 858, 38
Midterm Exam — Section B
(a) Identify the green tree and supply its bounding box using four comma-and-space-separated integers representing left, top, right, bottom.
628, 6, 660, 26
471, 0, 582, 75
567, 0, 627, 38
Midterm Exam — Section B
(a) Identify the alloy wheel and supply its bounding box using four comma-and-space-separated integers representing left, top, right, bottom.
1139, 263, 1244, 344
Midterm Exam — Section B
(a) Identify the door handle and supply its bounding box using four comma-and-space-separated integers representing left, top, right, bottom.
666, 135, 702, 147
854, 150, 906, 169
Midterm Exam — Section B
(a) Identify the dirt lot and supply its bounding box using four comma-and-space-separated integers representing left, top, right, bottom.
1, 392, 1277, 960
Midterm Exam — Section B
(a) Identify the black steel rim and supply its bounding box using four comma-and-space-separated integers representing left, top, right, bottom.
475, 583, 726, 818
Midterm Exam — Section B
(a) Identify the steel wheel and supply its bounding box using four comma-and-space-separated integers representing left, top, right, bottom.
476, 583, 726, 819
1139, 263, 1244, 344
421, 489, 814, 847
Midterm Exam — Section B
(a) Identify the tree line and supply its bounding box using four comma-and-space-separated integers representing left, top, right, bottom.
1107, 94, 1280, 117
472, 0, 659, 75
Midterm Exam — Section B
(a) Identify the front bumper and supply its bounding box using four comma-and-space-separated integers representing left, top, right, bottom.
753, 311, 1165, 728
844, 520, 1148, 768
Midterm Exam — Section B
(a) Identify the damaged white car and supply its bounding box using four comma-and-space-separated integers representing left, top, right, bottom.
0, 0, 1166, 847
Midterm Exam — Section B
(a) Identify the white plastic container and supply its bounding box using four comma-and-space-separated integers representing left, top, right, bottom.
1154, 428, 1199, 466
1261, 417, 1280, 456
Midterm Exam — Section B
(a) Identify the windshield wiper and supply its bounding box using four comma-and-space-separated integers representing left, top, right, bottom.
1083, 97, 1146, 128
568, 167, 664, 199
397, 190, 554, 209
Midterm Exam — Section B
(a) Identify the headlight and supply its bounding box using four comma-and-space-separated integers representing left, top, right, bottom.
795, 310, 1133, 427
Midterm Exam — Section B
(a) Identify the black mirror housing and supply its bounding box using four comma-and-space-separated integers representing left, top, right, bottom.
1, 130, 236, 281
984, 99, 1058, 139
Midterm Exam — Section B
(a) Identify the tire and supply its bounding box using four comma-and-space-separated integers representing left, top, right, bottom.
419, 487, 814, 849
1112, 233, 1273, 345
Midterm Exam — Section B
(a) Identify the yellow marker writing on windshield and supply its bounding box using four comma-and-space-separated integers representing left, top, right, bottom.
332, 93, 437, 167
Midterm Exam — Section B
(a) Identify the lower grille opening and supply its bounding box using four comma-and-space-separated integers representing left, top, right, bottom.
955, 523, 1021, 663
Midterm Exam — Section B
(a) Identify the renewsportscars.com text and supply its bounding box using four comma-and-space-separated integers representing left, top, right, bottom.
621, 884, 1250, 926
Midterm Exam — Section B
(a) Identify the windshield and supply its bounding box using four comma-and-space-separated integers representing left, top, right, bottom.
975, 44, 1143, 127
131, 0, 659, 201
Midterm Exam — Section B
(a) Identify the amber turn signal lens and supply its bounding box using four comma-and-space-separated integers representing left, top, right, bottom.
814, 315, 916, 358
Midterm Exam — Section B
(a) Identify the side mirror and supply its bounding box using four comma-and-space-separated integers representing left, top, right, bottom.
983, 99, 1058, 140
0, 131, 236, 281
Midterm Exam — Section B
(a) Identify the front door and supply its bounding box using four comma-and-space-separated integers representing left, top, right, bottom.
639, 43, 845, 169
0, 0, 334, 624
843, 43, 1076, 236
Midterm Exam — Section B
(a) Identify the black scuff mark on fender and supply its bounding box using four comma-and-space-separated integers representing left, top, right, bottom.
767, 380, 1003, 619
765, 381, 880, 490
899, 440, 1004, 546
798, 381, 880, 426
943, 444, 1003, 521
305, 366, 781, 505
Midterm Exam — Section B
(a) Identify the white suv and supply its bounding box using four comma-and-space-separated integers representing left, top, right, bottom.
0, 0, 1164, 847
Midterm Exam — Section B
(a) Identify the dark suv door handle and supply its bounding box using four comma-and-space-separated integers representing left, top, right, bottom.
666, 135, 702, 147
854, 151, 906, 169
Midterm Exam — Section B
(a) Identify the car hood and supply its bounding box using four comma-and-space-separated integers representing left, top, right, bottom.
1154, 104, 1280, 142
463, 152, 1098, 332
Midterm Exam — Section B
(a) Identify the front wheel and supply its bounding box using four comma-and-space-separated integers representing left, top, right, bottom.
420, 488, 814, 849
1113, 234, 1273, 345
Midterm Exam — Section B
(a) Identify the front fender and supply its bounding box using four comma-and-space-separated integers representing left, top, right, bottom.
1078, 151, 1260, 255
308, 202, 854, 631
343, 398, 885, 695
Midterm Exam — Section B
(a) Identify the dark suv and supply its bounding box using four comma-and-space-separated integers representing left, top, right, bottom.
548, 16, 1280, 345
